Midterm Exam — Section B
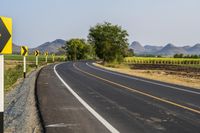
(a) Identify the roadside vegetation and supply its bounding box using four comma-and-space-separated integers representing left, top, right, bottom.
88, 22, 131, 63
4, 54, 66, 91
63, 39, 94, 60
64, 22, 132, 63
124, 57, 200, 67
174, 53, 200, 58
5, 54, 66, 62
4, 64, 35, 91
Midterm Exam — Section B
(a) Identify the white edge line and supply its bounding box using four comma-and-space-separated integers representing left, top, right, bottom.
54, 63, 120, 133
86, 62, 200, 95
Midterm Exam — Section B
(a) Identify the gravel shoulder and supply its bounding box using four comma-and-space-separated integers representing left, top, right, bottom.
4, 69, 42, 133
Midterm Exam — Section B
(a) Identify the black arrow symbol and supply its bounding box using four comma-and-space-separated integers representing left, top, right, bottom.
22, 46, 27, 56
0, 18, 11, 53
35, 51, 39, 56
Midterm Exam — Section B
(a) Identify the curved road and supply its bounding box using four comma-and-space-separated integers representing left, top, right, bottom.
36, 61, 200, 133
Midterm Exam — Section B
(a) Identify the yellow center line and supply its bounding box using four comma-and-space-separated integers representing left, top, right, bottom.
73, 63, 200, 115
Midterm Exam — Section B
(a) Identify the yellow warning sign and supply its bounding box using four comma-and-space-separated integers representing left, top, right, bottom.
0, 17, 12, 54
35, 50, 39, 56
45, 51, 48, 56
21, 46, 28, 56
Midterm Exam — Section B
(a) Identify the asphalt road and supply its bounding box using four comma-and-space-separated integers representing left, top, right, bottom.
36, 61, 200, 133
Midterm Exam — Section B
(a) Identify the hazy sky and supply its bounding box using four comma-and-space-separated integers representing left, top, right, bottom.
1, 0, 200, 47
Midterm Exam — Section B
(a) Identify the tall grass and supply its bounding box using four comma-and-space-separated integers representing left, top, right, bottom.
4, 54, 66, 62
124, 57, 200, 65
4, 64, 37, 91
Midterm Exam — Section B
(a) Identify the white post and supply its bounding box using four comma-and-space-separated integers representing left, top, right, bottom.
36, 56, 38, 68
23, 56, 26, 78
53, 56, 54, 62
0, 55, 4, 114
46, 56, 47, 63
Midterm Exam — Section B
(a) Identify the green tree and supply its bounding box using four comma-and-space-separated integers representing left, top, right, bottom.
125, 49, 134, 57
190, 55, 199, 59
88, 22, 129, 63
174, 53, 184, 58
64, 38, 93, 60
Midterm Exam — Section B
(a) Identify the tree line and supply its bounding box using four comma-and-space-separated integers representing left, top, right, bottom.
63, 22, 132, 63
174, 54, 200, 58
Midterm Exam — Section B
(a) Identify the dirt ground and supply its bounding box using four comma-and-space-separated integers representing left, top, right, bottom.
94, 63, 200, 89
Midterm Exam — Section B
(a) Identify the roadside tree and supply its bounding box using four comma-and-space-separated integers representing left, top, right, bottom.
63, 39, 93, 60
88, 22, 129, 63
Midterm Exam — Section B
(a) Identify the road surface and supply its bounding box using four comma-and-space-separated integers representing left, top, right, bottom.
36, 61, 200, 133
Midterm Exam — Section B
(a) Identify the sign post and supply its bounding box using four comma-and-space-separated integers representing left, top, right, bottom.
52, 54, 55, 62
45, 51, 48, 64
34, 50, 39, 68
21, 46, 28, 78
0, 16, 12, 132
23, 56, 26, 78
0, 55, 4, 132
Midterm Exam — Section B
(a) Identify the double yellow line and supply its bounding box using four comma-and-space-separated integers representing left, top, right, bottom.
73, 63, 200, 115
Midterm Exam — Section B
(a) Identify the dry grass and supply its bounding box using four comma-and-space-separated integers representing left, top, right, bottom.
94, 63, 200, 89
4, 60, 36, 91
5, 60, 36, 70
4, 60, 20, 70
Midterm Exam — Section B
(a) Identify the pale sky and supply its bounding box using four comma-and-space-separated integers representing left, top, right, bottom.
1, 0, 200, 47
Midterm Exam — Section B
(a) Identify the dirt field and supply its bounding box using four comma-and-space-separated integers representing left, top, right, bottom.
94, 63, 200, 89
130, 64, 200, 79
131, 64, 200, 73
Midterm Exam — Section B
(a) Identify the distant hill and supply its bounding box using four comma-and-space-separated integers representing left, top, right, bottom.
129, 41, 200, 55
31, 39, 65, 53
156, 43, 187, 55
129, 41, 145, 54
182, 46, 191, 51
144, 45, 163, 54
187, 44, 200, 55
13, 39, 66, 54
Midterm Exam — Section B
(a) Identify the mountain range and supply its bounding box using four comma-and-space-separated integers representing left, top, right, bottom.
13, 39, 200, 56
129, 41, 200, 55
13, 39, 66, 54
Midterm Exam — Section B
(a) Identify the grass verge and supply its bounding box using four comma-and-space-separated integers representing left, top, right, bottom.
4, 54, 66, 92
4, 63, 36, 92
